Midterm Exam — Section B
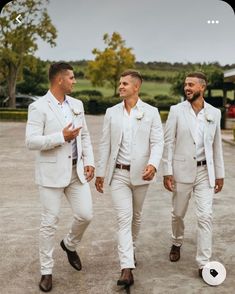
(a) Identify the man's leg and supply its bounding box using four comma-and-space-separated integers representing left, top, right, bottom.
39, 186, 63, 275
111, 169, 135, 270
132, 184, 149, 253
171, 182, 192, 247
63, 167, 93, 251
194, 166, 214, 269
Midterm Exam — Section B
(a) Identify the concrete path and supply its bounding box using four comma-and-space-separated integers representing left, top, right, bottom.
0, 116, 234, 294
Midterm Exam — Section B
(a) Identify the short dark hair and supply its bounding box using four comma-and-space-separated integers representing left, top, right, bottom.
120, 70, 143, 83
186, 72, 208, 85
49, 62, 73, 82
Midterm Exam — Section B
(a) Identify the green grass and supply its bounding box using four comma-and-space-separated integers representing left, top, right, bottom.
74, 79, 173, 99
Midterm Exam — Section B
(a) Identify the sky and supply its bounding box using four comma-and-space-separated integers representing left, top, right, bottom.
12, 0, 235, 65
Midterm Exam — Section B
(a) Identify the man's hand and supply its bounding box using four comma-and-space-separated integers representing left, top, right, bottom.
95, 177, 104, 193
63, 123, 82, 141
84, 166, 95, 182
142, 164, 156, 181
214, 178, 224, 193
163, 175, 175, 192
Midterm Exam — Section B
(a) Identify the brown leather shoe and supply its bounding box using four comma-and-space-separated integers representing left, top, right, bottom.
169, 245, 181, 262
60, 240, 82, 271
117, 268, 134, 286
39, 274, 52, 292
198, 268, 203, 278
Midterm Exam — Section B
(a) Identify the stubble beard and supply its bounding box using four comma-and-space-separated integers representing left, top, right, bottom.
186, 91, 201, 103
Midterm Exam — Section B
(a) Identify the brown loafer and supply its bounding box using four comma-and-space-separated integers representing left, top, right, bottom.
60, 240, 82, 271
39, 274, 52, 292
169, 245, 181, 262
117, 268, 134, 286
198, 268, 203, 278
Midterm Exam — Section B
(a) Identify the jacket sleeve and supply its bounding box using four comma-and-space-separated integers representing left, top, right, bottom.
80, 102, 95, 167
96, 108, 111, 177
161, 105, 177, 176
147, 108, 164, 170
213, 110, 225, 179
25, 103, 64, 151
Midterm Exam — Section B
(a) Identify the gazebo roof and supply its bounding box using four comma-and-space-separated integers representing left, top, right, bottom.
224, 69, 235, 82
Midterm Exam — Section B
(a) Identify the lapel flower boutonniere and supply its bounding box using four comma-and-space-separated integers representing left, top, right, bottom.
205, 113, 214, 123
72, 108, 81, 116
136, 110, 144, 120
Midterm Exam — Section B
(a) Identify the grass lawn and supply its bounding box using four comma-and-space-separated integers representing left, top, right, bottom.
74, 79, 174, 98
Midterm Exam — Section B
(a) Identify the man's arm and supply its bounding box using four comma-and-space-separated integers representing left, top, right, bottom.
25, 103, 65, 150
162, 105, 177, 177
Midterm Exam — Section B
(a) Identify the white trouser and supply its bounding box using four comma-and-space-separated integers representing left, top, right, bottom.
111, 168, 149, 270
39, 166, 93, 275
171, 165, 214, 268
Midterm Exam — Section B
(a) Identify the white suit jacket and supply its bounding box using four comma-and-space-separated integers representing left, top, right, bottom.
26, 91, 94, 187
96, 99, 164, 185
162, 100, 224, 187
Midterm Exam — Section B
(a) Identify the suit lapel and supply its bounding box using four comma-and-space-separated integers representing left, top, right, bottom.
47, 91, 67, 128
182, 101, 197, 142
133, 101, 145, 140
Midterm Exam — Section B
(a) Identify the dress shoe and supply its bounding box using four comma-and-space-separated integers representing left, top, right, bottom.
134, 253, 137, 267
39, 274, 52, 292
198, 268, 203, 278
60, 240, 82, 271
169, 245, 181, 262
117, 268, 134, 286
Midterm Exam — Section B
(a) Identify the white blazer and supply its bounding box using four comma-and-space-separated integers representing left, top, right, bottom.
26, 91, 94, 187
162, 100, 225, 187
96, 99, 164, 185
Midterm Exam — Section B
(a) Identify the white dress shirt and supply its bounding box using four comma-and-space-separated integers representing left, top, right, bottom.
188, 102, 206, 161
117, 99, 141, 165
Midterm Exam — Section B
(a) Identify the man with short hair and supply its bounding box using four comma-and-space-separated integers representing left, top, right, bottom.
26, 62, 95, 292
162, 72, 224, 278
95, 70, 164, 286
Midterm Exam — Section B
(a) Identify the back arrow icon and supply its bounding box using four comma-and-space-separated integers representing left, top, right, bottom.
16, 14, 22, 24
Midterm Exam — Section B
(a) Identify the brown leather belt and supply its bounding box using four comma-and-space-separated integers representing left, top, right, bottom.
197, 160, 206, 166
116, 163, 130, 171
72, 158, 77, 165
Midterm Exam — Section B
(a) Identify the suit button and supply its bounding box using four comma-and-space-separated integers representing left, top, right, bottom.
193, 157, 196, 160
68, 156, 71, 158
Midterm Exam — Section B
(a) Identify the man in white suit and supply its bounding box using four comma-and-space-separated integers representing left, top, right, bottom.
26, 62, 95, 292
95, 70, 164, 286
162, 72, 224, 278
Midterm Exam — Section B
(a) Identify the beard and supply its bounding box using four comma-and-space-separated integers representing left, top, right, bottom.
185, 91, 201, 103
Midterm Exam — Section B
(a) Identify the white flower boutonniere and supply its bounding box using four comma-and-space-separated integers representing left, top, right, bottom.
72, 108, 81, 116
136, 110, 144, 120
205, 113, 214, 123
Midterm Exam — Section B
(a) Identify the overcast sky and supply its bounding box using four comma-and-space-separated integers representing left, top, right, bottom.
33, 0, 235, 65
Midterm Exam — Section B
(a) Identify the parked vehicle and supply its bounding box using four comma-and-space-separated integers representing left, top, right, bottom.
227, 104, 235, 118
1, 94, 40, 108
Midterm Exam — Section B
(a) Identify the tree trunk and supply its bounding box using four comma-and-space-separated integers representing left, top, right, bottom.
7, 63, 18, 108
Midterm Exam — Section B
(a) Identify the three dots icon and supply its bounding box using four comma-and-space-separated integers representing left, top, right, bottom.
207, 20, 219, 24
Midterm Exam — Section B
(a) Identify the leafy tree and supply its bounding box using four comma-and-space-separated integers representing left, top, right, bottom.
0, 0, 57, 107
16, 57, 48, 96
87, 32, 135, 96
171, 64, 224, 97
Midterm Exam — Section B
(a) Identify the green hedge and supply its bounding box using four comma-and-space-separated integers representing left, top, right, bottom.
0, 111, 28, 121
0, 104, 169, 122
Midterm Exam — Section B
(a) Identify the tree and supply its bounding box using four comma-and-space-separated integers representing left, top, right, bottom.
87, 32, 135, 96
171, 64, 224, 97
0, 0, 57, 108
16, 57, 48, 96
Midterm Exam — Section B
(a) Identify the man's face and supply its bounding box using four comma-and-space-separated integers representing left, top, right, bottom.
119, 75, 139, 99
184, 77, 205, 102
59, 70, 76, 94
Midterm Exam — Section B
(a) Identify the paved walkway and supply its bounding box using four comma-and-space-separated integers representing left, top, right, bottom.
0, 117, 234, 294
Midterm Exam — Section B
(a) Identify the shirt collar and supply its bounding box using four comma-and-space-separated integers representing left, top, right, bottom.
48, 90, 69, 106
122, 98, 141, 110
